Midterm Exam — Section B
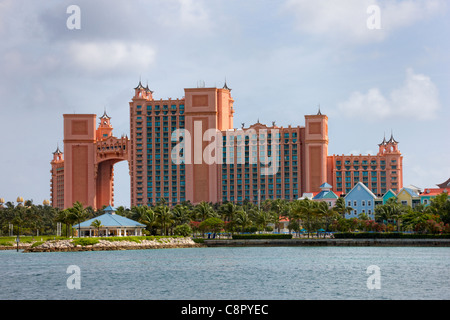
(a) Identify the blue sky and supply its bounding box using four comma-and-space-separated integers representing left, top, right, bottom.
0, 0, 448, 208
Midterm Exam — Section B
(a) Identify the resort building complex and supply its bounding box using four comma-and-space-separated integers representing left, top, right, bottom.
50, 81, 406, 211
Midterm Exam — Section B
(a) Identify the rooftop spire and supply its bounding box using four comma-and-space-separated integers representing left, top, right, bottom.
223, 77, 231, 91
53, 144, 62, 155
378, 133, 387, 146
134, 79, 145, 90
100, 107, 111, 119
145, 81, 154, 93
317, 104, 322, 115
388, 130, 398, 144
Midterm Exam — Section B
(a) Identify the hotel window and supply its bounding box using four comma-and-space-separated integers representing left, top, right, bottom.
362, 200, 365, 206
353, 201, 357, 207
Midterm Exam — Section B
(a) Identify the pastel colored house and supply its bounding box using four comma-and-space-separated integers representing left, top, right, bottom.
72, 205, 146, 237
421, 188, 449, 206
313, 183, 340, 208
344, 182, 377, 219
396, 187, 421, 208
374, 189, 396, 207
382, 189, 397, 204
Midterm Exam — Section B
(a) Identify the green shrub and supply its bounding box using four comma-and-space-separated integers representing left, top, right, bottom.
98, 236, 144, 243
0, 240, 13, 246
174, 224, 192, 237
31, 241, 44, 248
72, 238, 99, 246
232, 234, 293, 240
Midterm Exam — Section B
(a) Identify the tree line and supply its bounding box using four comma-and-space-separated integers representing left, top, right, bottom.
1, 193, 449, 237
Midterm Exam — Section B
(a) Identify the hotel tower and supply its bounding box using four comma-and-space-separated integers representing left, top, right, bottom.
51, 81, 403, 209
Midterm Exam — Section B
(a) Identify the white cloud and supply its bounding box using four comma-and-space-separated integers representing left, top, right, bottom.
155, 0, 212, 33
282, 0, 446, 44
67, 41, 156, 75
337, 68, 441, 120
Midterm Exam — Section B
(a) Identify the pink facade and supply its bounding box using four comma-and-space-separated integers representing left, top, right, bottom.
50, 113, 129, 209
328, 134, 403, 196
52, 82, 404, 208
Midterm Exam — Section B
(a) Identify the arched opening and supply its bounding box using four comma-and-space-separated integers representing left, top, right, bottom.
96, 159, 129, 209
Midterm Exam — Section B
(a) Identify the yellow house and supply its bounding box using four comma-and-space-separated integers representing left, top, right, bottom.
396, 187, 421, 208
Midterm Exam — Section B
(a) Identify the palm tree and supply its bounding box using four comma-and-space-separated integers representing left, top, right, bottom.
55, 209, 72, 237
131, 205, 156, 233
69, 201, 89, 237
218, 202, 239, 223
254, 209, 274, 232
291, 198, 318, 238
26, 204, 43, 238
90, 219, 103, 237
171, 204, 191, 227
271, 199, 289, 232
115, 206, 132, 218
12, 203, 28, 240
234, 209, 253, 232
154, 204, 173, 236
316, 201, 339, 235
334, 197, 353, 219
193, 201, 216, 221
375, 197, 406, 231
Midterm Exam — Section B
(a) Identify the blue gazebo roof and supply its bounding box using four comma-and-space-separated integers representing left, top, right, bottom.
73, 212, 145, 229
319, 182, 333, 189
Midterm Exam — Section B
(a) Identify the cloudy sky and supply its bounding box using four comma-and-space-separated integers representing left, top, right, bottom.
0, 0, 448, 208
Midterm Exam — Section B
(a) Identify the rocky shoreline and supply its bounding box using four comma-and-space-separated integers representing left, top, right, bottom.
0, 237, 204, 252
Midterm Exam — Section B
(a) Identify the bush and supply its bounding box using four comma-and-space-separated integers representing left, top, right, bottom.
72, 238, 99, 246
0, 240, 13, 246
232, 234, 293, 240
174, 224, 192, 237
31, 241, 44, 248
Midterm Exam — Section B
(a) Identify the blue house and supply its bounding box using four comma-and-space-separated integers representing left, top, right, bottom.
344, 182, 377, 219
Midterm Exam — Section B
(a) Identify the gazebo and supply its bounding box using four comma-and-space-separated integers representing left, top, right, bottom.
72, 206, 146, 237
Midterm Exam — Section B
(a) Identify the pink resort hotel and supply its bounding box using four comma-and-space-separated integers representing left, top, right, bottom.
50, 81, 403, 209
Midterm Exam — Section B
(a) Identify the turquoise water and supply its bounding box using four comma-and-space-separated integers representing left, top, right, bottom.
0, 247, 449, 300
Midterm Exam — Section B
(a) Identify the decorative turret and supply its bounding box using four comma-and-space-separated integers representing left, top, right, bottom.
97, 109, 113, 140
133, 80, 153, 100
378, 131, 400, 155
52, 145, 63, 162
